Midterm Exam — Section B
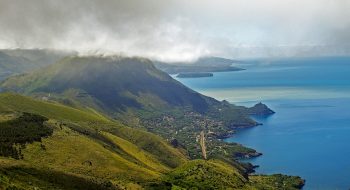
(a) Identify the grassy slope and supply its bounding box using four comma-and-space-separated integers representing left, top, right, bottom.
0, 49, 73, 81
0, 93, 109, 123
150, 159, 304, 190
107, 125, 188, 169
23, 127, 160, 181
0, 159, 118, 190
0, 52, 32, 73
0, 93, 187, 189
0, 56, 211, 112
163, 159, 248, 189
249, 174, 305, 190
102, 132, 170, 173
0, 94, 304, 189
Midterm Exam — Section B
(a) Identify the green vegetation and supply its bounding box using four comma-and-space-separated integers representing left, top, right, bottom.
0, 49, 72, 81
0, 165, 117, 190
247, 102, 275, 116
108, 126, 187, 168
102, 132, 170, 172
162, 159, 247, 189
135, 104, 259, 160
0, 93, 188, 189
0, 56, 259, 161
249, 174, 305, 190
0, 54, 305, 189
0, 113, 51, 159
145, 160, 305, 190
0, 93, 305, 190
1, 56, 210, 112
0, 93, 109, 123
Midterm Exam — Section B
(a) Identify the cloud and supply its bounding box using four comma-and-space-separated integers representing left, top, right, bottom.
0, 0, 349, 61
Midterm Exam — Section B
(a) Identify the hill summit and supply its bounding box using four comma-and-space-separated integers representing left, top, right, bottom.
1, 56, 212, 113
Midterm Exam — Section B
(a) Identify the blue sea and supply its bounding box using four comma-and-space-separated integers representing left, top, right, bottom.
176, 57, 350, 190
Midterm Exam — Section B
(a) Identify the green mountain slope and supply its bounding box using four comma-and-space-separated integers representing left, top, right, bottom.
0, 93, 108, 123
0, 56, 261, 161
0, 93, 304, 189
0, 49, 73, 81
149, 159, 305, 190
1, 56, 211, 112
0, 93, 187, 189
2, 49, 74, 68
0, 51, 32, 80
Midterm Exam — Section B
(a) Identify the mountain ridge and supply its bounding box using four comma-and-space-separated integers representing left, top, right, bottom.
0, 49, 74, 81
1, 56, 214, 113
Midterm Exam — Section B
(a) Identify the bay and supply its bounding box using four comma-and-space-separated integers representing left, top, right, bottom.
176, 57, 350, 190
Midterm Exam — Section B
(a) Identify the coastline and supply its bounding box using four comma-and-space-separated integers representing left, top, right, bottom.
174, 58, 350, 189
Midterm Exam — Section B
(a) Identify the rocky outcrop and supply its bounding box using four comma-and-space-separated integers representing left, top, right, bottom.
247, 102, 275, 116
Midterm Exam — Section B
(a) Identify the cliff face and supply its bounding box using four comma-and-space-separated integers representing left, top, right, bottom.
248, 102, 275, 116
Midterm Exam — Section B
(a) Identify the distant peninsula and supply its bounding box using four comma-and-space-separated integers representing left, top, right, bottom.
155, 56, 245, 74
176, 72, 213, 78
248, 102, 276, 116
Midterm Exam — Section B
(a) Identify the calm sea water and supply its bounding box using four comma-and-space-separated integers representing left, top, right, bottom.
176, 57, 350, 190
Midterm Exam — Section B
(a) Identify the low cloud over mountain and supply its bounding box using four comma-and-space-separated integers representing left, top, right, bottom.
0, 0, 349, 61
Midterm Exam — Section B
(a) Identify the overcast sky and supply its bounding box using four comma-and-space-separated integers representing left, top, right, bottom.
0, 0, 349, 61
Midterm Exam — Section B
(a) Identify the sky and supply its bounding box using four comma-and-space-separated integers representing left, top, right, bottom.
0, 0, 349, 61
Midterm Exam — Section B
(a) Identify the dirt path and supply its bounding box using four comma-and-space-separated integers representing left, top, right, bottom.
199, 131, 207, 160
